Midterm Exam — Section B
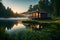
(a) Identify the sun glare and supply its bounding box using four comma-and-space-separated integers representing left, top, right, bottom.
11, 7, 26, 14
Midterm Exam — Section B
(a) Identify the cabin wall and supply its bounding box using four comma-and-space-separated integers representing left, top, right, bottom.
32, 12, 48, 20
41, 13, 48, 19
32, 12, 41, 19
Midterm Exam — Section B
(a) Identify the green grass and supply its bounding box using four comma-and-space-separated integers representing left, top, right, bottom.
22, 19, 60, 24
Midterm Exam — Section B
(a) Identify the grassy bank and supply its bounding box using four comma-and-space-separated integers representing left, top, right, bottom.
22, 19, 60, 24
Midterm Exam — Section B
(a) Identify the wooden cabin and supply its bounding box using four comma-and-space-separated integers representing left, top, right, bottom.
32, 11, 48, 20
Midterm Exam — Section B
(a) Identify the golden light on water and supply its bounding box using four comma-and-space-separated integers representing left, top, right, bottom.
5, 21, 26, 32
12, 21, 25, 29
12, 24, 25, 29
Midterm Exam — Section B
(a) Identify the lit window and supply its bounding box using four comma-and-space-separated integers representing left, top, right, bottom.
35, 12, 38, 18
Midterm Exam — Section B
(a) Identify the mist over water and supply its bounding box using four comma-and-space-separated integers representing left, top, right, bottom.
0, 18, 28, 32
0, 17, 29, 20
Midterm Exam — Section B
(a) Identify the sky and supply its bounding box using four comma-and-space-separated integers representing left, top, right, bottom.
2, 0, 39, 13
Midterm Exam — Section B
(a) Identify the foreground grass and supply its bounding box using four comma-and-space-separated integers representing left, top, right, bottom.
8, 24, 60, 40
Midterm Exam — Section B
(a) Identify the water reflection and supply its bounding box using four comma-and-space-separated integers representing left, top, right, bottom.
0, 18, 52, 33
27, 24, 43, 30
0, 20, 15, 29
12, 21, 26, 29
6, 20, 26, 32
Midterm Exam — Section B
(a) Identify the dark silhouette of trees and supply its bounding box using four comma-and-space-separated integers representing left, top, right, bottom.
32, 5, 38, 11
51, 0, 60, 17
28, 5, 33, 12
28, 0, 60, 18
0, 2, 7, 17
6, 7, 14, 17
0, 1, 15, 18
38, 0, 49, 12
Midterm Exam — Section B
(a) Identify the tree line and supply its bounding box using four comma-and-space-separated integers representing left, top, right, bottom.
0, 1, 22, 17
28, 0, 60, 18
0, 2, 14, 17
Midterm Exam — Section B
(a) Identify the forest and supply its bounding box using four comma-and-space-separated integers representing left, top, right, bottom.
28, 0, 60, 19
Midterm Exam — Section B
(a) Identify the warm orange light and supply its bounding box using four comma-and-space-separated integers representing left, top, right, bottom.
35, 12, 38, 18
33, 12, 41, 18
11, 6, 26, 14
33, 13, 36, 17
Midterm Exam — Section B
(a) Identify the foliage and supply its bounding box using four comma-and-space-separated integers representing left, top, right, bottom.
6, 7, 14, 17
28, 5, 33, 12
28, 0, 60, 18
51, 0, 60, 17
0, 20, 16, 29
7, 24, 60, 40
0, 2, 7, 17
0, 27, 10, 40
0, 2, 20, 17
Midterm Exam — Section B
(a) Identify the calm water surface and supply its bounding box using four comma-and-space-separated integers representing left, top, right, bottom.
0, 18, 29, 32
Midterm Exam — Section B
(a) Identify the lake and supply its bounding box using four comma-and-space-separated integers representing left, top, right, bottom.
0, 17, 29, 32
0, 17, 55, 32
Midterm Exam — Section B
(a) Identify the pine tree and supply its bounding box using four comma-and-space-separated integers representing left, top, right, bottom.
38, 0, 49, 12
28, 5, 33, 12
51, 0, 60, 17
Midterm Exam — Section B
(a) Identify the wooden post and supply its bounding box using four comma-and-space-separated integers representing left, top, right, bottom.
38, 12, 39, 18
35, 12, 36, 18
32, 13, 33, 19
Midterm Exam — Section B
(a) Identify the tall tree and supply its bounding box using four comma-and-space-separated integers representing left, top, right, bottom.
38, 0, 49, 12
38, 0, 53, 17
28, 5, 33, 12
51, 0, 60, 17
0, 2, 7, 17
32, 5, 38, 11
0, 2, 14, 17
6, 7, 14, 17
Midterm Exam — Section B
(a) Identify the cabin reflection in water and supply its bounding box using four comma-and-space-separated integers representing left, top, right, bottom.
27, 24, 43, 29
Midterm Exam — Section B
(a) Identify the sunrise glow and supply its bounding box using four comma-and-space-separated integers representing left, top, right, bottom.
2, 0, 39, 14
11, 6, 27, 13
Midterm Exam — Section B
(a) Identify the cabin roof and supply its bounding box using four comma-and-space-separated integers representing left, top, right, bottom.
27, 9, 48, 14
32, 10, 47, 14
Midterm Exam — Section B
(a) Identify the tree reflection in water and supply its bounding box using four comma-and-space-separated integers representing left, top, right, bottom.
5, 20, 26, 32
